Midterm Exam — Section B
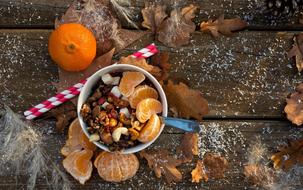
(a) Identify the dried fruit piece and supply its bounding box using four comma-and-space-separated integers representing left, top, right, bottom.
63, 149, 93, 184
61, 119, 96, 157
129, 85, 159, 109
191, 160, 208, 183
138, 114, 161, 143
177, 133, 199, 163
157, 4, 198, 47
118, 71, 145, 97
141, 3, 167, 33
94, 151, 139, 182
285, 83, 303, 126
136, 98, 162, 123
119, 56, 161, 76
140, 149, 182, 184
164, 80, 208, 121
200, 15, 247, 37
288, 33, 303, 72
271, 138, 303, 170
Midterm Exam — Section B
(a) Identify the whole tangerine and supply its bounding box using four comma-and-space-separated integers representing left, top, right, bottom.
48, 23, 97, 72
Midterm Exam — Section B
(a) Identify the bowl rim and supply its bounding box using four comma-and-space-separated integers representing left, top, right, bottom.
77, 64, 168, 154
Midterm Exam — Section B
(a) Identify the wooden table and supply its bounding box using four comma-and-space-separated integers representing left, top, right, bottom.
1, 0, 303, 189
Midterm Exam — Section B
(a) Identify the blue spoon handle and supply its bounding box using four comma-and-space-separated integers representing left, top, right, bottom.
162, 117, 201, 133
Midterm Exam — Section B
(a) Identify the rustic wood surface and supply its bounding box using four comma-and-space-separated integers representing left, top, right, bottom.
1, 0, 303, 189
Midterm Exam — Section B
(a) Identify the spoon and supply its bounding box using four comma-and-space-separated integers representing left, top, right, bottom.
161, 117, 201, 133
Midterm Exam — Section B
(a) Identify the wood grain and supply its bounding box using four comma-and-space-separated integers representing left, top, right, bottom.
0, 30, 299, 118
0, 0, 302, 30
0, 120, 301, 189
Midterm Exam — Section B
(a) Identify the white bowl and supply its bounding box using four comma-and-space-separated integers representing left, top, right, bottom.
77, 64, 168, 154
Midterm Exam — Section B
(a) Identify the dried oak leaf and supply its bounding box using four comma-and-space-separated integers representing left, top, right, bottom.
177, 133, 199, 163
150, 52, 171, 81
157, 4, 198, 47
288, 34, 303, 72
200, 15, 247, 37
191, 153, 228, 183
119, 55, 162, 76
43, 101, 77, 132
141, 3, 167, 33
271, 138, 303, 171
243, 164, 275, 186
55, 0, 120, 55
284, 83, 303, 126
163, 80, 209, 121
53, 48, 115, 104
191, 160, 208, 183
140, 149, 183, 184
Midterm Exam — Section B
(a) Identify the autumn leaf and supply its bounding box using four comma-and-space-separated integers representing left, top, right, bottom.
200, 15, 247, 37
141, 3, 167, 33
157, 4, 198, 47
43, 102, 77, 132
150, 52, 171, 81
115, 29, 150, 53
163, 80, 208, 121
53, 48, 115, 104
284, 83, 303, 126
191, 160, 208, 183
271, 138, 303, 170
55, 0, 119, 55
243, 164, 275, 186
177, 133, 199, 163
191, 153, 228, 183
140, 149, 183, 184
288, 34, 303, 72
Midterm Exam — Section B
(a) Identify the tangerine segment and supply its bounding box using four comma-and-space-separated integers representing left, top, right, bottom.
63, 149, 93, 185
136, 98, 162, 123
118, 71, 145, 97
129, 85, 159, 109
48, 23, 96, 72
138, 114, 161, 143
61, 118, 96, 157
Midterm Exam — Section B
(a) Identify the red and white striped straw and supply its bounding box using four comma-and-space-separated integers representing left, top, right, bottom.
24, 43, 158, 120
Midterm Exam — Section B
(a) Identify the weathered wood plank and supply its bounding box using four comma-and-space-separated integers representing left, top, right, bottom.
0, 30, 299, 118
0, 0, 302, 30
0, 120, 301, 189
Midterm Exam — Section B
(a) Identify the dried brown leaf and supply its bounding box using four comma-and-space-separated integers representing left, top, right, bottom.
200, 15, 247, 37
288, 34, 303, 72
141, 3, 167, 33
177, 133, 199, 163
244, 164, 275, 186
203, 153, 228, 179
271, 139, 303, 171
115, 29, 150, 53
43, 102, 77, 132
55, 0, 119, 55
157, 4, 198, 47
150, 52, 171, 81
140, 149, 182, 184
163, 80, 208, 121
284, 83, 303, 126
191, 160, 208, 183
53, 48, 115, 104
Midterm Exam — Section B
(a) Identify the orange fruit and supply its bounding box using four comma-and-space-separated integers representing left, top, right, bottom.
138, 114, 161, 143
136, 98, 162, 123
61, 118, 96, 157
129, 85, 159, 109
63, 149, 93, 184
48, 23, 96, 72
94, 151, 139, 182
118, 71, 145, 97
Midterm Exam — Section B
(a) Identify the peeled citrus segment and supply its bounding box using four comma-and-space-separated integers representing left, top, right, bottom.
61, 118, 96, 157
138, 114, 161, 143
118, 71, 145, 97
136, 98, 162, 123
63, 149, 93, 184
129, 85, 159, 109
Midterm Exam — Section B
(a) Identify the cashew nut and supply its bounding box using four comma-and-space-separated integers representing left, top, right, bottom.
89, 133, 100, 142
112, 127, 129, 142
